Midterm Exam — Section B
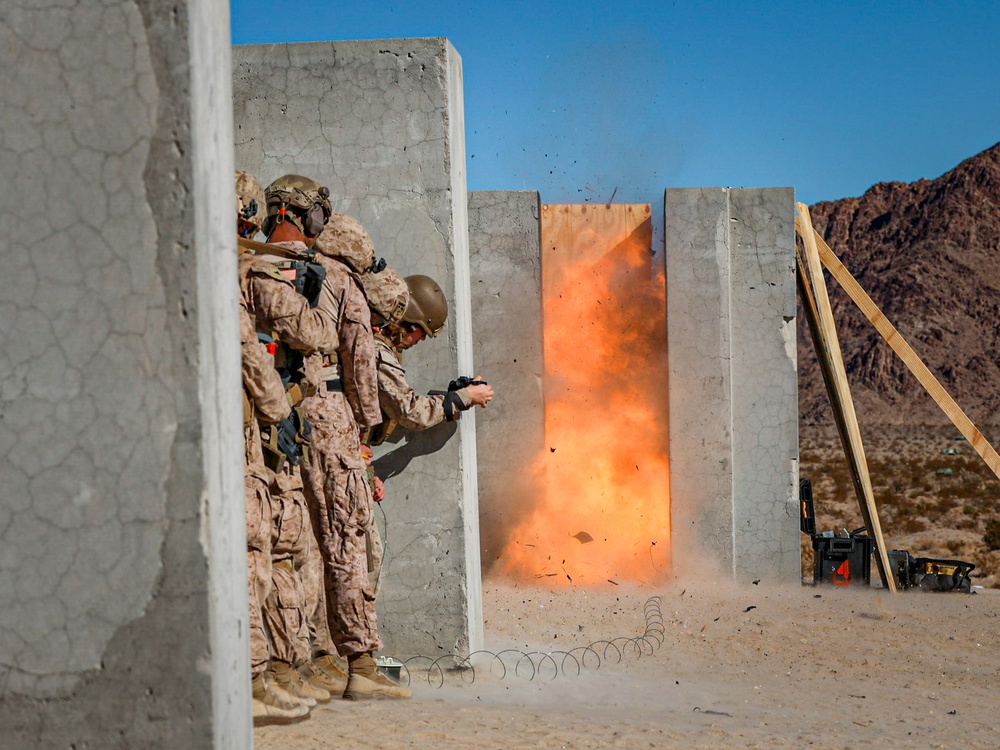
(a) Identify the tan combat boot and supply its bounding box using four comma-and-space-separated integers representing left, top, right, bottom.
269, 660, 330, 705
252, 673, 310, 725
301, 654, 348, 695
342, 652, 412, 701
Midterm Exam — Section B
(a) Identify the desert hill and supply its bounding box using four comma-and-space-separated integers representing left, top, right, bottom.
801, 142, 1000, 428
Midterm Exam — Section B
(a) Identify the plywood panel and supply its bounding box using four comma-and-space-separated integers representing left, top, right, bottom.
541, 204, 652, 296
521, 203, 669, 584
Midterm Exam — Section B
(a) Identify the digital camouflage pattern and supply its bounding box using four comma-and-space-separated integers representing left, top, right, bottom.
305, 256, 380, 429
314, 213, 376, 275
236, 169, 266, 233
240, 306, 287, 679
301, 447, 379, 656
246, 476, 272, 679
238, 249, 338, 355
241, 305, 289, 427
302, 256, 383, 657
359, 265, 409, 326
263, 464, 313, 666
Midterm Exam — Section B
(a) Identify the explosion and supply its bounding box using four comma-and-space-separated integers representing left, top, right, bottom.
500, 205, 671, 585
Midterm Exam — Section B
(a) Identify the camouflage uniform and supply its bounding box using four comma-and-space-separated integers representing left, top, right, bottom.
301, 253, 382, 658
238, 251, 338, 354
262, 463, 313, 666
240, 304, 289, 680
240, 245, 339, 669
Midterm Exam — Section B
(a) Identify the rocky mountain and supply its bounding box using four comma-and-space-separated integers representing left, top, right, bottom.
799, 142, 1000, 428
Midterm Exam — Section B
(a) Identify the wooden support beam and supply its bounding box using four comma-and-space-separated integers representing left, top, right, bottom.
796, 204, 896, 591
795, 250, 876, 553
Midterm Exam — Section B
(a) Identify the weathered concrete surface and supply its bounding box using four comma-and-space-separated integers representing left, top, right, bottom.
665, 188, 799, 583
468, 191, 545, 572
0, 1, 247, 748
233, 38, 483, 660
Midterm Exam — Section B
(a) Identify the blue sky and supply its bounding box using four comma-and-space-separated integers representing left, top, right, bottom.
232, 1, 1000, 208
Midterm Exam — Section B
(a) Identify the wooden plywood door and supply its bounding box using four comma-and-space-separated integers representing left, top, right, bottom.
540, 204, 653, 296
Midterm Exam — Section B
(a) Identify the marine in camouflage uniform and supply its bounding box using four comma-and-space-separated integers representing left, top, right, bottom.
360, 272, 495, 597
261, 185, 402, 698
294, 213, 417, 700
250, 174, 369, 704
237, 170, 313, 723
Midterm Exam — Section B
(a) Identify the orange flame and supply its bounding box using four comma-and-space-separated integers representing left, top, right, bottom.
500, 211, 671, 586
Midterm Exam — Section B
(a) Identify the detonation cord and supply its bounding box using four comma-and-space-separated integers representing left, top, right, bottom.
395, 596, 664, 688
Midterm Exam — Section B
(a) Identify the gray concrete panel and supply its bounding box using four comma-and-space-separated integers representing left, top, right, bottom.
468, 191, 545, 573
665, 189, 736, 574
0, 0, 246, 747
233, 38, 482, 660
665, 188, 798, 582
728, 189, 799, 582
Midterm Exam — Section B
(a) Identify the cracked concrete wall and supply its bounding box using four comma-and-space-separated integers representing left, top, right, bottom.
665, 188, 799, 583
232, 38, 482, 660
468, 191, 545, 573
0, 1, 247, 747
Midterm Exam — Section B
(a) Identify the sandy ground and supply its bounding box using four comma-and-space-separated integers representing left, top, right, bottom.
254, 575, 1000, 749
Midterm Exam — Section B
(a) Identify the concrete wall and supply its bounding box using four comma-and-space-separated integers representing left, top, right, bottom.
665, 188, 799, 583
232, 38, 482, 660
467, 192, 545, 572
0, 1, 247, 748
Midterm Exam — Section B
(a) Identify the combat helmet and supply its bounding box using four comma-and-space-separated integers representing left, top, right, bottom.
360, 266, 409, 327
235, 170, 265, 238
402, 275, 448, 337
314, 213, 386, 274
263, 174, 333, 239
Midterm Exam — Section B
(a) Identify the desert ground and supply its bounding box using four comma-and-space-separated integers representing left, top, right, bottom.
255, 576, 1000, 749
255, 424, 1000, 748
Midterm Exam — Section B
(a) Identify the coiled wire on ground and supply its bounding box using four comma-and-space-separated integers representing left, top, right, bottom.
399, 595, 664, 688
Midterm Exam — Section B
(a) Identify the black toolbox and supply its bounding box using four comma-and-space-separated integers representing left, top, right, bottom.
811, 532, 872, 587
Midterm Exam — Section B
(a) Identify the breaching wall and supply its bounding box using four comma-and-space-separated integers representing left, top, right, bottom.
467, 189, 799, 583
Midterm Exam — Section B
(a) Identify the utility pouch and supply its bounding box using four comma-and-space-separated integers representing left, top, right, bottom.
365, 526, 375, 573
242, 389, 254, 428
365, 414, 397, 446
260, 424, 287, 473
274, 259, 327, 307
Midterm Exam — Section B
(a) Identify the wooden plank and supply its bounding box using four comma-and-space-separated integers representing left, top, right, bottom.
808, 223, 1000, 480
540, 204, 652, 299
796, 204, 896, 592
795, 250, 874, 538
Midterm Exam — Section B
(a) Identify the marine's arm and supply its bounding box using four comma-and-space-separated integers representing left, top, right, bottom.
337, 277, 382, 429
240, 305, 290, 425
375, 343, 466, 431
244, 256, 338, 354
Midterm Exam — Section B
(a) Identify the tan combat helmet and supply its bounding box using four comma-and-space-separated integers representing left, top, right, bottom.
360, 266, 409, 327
235, 169, 266, 238
402, 274, 448, 337
263, 174, 333, 239
314, 213, 384, 274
